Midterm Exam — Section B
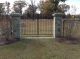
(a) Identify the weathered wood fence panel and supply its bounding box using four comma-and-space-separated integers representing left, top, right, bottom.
20, 19, 53, 37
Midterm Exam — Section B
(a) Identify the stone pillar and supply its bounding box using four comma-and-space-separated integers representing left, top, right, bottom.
52, 13, 64, 38
11, 13, 21, 40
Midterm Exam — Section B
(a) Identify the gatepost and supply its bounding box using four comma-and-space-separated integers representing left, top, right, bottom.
52, 13, 64, 38
11, 13, 21, 40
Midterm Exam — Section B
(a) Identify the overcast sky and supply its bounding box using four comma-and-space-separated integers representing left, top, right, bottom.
0, 0, 80, 15
65, 0, 80, 15
0, 0, 40, 5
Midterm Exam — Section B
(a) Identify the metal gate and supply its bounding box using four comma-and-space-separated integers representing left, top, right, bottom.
20, 19, 53, 38
63, 20, 80, 39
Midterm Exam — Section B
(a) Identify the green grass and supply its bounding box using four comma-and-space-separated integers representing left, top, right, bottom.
0, 39, 80, 59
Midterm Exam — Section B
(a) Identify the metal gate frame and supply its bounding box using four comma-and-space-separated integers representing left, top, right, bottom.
20, 19, 53, 37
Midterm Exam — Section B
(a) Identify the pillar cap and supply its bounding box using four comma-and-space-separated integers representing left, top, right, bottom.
10, 13, 21, 17
52, 13, 65, 17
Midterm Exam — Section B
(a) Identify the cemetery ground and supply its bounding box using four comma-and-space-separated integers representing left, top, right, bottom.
0, 39, 80, 59
0, 19, 80, 59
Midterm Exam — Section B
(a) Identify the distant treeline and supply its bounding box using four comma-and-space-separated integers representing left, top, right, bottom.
21, 14, 67, 19
21, 14, 53, 19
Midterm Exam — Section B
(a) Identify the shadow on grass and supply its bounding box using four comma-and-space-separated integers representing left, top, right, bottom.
56, 37, 80, 44
2, 38, 34, 45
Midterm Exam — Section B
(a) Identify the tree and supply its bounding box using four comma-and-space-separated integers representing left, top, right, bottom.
39, 1, 53, 15
58, 4, 70, 13
0, 3, 4, 14
23, 0, 37, 19
24, 5, 37, 18
38, 0, 66, 16
30, 0, 35, 19
13, 0, 27, 14
4, 1, 10, 14
51, 0, 66, 12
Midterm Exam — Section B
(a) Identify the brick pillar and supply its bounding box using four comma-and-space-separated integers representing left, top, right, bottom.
11, 13, 21, 40
52, 13, 64, 38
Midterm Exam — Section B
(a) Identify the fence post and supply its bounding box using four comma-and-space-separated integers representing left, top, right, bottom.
52, 13, 64, 38
11, 13, 21, 40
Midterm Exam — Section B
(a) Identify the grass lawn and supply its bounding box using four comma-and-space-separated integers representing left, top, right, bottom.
0, 39, 80, 59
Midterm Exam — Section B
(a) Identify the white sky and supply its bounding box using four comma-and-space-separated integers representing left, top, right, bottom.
65, 0, 80, 15
0, 0, 80, 15
0, 0, 40, 5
